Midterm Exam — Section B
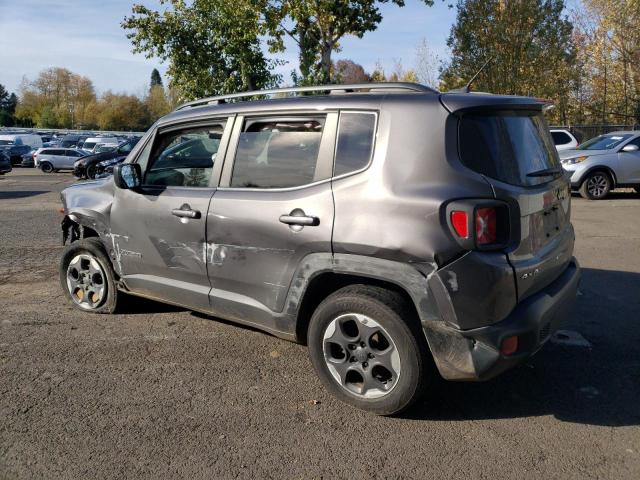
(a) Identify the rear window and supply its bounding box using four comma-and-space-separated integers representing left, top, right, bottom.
459, 111, 560, 187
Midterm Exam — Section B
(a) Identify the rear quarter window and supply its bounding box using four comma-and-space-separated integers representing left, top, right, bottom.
334, 112, 376, 176
458, 111, 560, 187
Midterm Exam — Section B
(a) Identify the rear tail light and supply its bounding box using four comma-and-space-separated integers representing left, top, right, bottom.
500, 336, 518, 355
450, 211, 469, 238
446, 200, 511, 251
475, 207, 497, 245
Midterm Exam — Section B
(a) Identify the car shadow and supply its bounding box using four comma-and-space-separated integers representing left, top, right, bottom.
404, 267, 640, 427
0, 190, 49, 199
572, 190, 640, 200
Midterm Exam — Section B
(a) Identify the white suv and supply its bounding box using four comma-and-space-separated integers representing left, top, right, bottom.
550, 129, 579, 151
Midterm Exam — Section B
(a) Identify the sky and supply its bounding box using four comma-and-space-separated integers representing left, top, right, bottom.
0, 0, 459, 96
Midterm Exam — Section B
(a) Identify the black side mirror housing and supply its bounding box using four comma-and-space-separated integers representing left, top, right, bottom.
114, 163, 142, 189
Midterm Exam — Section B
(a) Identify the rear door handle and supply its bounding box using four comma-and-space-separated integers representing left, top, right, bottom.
279, 215, 318, 226
172, 204, 201, 219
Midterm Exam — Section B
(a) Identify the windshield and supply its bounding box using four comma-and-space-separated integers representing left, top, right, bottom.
459, 110, 560, 187
577, 134, 633, 151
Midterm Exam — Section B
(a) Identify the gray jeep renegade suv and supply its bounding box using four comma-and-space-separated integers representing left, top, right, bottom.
59, 83, 580, 415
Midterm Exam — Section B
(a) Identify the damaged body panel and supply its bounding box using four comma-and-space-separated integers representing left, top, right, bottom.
59, 84, 580, 388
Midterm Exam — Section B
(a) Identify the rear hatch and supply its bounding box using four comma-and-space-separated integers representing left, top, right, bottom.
453, 104, 574, 300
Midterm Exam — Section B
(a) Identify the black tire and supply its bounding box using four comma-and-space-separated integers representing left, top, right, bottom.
41, 162, 54, 173
86, 165, 96, 179
579, 171, 612, 200
307, 285, 433, 415
59, 238, 120, 314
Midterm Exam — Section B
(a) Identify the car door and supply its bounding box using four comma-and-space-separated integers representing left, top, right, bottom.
618, 136, 640, 184
63, 149, 82, 168
206, 112, 337, 331
108, 118, 233, 311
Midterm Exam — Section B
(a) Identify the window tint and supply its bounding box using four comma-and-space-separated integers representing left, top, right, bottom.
551, 131, 571, 145
334, 112, 376, 176
459, 111, 560, 187
626, 136, 640, 148
231, 117, 324, 188
45, 149, 64, 156
118, 142, 134, 154
144, 123, 225, 187
83, 142, 97, 150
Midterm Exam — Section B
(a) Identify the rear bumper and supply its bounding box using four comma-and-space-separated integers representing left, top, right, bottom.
424, 257, 581, 381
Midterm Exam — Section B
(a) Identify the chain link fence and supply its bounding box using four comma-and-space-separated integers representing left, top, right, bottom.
550, 125, 640, 144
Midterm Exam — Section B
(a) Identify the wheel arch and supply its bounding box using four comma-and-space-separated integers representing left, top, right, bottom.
579, 165, 618, 188
288, 253, 439, 344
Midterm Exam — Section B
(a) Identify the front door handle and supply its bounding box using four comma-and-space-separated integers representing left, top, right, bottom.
172, 204, 201, 219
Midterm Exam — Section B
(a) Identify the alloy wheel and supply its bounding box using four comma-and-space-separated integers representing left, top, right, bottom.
587, 174, 608, 198
322, 313, 401, 399
66, 254, 107, 310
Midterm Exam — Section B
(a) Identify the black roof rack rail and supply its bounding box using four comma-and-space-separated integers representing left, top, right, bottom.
174, 82, 436, 111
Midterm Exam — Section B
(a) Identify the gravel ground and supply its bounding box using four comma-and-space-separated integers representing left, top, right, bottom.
1, 169, 639, 479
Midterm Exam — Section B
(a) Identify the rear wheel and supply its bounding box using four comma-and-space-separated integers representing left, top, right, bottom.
59, 238, 120, 314
86, 165, 96, 179
41, 162, 54, 173
307, 285, 433, 415
579, 171, 612, 200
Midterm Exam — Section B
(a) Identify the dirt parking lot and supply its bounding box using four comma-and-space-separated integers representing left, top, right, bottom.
1, 169, 639, 479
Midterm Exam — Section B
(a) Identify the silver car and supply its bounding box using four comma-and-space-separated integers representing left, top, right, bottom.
560, 131, 640, 199
35, 148, 87, 173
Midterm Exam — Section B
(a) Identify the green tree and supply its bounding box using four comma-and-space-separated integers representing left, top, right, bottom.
441, 0, 576, 123
150, 68, 163, 90
0, 84, 17, 126
123, 0, 281, 100
267, 0, 435, 84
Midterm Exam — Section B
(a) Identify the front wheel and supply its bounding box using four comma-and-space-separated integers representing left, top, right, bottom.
307, 285, 433, 415
59, 238, 120, 314
579, 171, 612, 200
86, 165, 96, 179
40, 162, 54, 173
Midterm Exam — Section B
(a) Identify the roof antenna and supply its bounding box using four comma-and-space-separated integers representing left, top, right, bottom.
450, 57, 493, 93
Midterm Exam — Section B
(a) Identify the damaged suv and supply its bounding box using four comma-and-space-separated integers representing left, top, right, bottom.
59, 83, 580, 415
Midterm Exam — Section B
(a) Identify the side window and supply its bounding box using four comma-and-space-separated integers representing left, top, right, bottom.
551, 131, 571, 145
230, 116, 325, 188
627, 137, 640, 148
144, 122, 226, 187
118, 142, 134, 154
334, 112, 376, 177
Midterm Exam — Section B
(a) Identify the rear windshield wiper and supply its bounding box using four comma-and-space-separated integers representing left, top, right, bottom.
526, 167, 564, 178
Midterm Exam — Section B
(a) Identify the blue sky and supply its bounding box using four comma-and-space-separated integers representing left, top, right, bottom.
0, 0, 458, 95
0, 0, 581, 96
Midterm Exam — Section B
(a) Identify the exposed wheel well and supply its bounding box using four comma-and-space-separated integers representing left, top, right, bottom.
62, 216, 99, 245
295, 272, 421, 344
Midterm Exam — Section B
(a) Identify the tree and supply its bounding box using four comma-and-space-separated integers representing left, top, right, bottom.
123, 0, 281, 99
573, 0, 640, 124
0, 84, 17, 126
150, 68, 163, 90
145, 85, 172, 122
14, 68, 97, 128
440, 0, 576, 123
266, 0, 435, 84
368, 59, 419, 83
414, 38, 441, 89
334, 59, 371, 84
96, 92, 150, 131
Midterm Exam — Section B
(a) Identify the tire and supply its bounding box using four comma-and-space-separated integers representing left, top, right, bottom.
307, 285, 433, 415
59, 238, 120, 314
86, 165, 96, 179
579, 171, 612, 200
41, 162, 54, 173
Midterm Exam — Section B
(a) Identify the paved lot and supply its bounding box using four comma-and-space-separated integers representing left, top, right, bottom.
1, 169, 639, 479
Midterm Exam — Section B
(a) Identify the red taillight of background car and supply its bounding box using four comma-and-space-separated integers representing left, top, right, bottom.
475, 207, 497, 245
450, 211, 469, 238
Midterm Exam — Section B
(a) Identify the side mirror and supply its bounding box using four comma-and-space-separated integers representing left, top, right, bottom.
622, 144, 639, 153
113, 163, 142, 189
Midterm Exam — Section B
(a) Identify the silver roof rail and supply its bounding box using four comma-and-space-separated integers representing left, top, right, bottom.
174, 82, 436, 111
